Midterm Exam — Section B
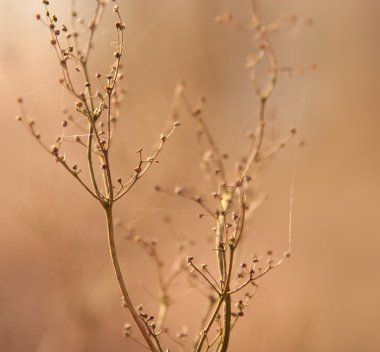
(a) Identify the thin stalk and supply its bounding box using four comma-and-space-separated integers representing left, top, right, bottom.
217, 294, 231, 352
105, 205, 159, 352
216, 247, 235, 352
87, 125, 101, 198
195, 296, 225, 352
211, 189, 234, 352
157, 292, 169, 331
216, 189, 233, 284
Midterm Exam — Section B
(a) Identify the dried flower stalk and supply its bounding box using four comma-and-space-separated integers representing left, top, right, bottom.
154, 1, 310, 351
17, 1, 180, 351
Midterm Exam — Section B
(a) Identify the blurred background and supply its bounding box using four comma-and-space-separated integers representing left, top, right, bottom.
1, 0, 379, 351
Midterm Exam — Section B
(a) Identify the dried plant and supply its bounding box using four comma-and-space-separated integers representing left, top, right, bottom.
17, 0, 313, 351
151, 3, 313, 352
16, 1, 179, 351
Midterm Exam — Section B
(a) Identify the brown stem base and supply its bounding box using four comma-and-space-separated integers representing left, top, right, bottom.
105, 205, 159, 352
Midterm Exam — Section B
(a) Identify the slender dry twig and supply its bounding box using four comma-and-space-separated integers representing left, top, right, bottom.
17, 2, 181, 351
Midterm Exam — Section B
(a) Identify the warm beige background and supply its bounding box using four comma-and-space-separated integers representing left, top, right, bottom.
1, 0, 379, 351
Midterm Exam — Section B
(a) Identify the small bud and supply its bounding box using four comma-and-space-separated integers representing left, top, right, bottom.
174, 186, 183, 195
192, 108, 201, 116
186, 256, 193, 264
305, 17, 314, 26
61, 120, 68, 127
309, 63, 318, 71
50, 144, 58, 155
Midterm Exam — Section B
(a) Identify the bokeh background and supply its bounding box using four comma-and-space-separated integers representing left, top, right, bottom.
1, 0, 379, 351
